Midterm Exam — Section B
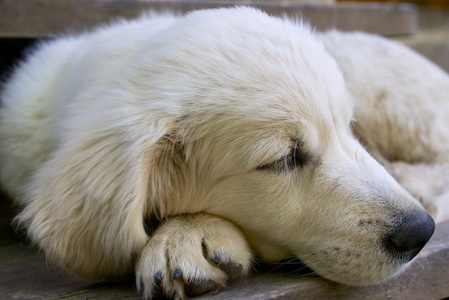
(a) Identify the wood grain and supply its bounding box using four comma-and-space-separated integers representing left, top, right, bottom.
0, 0, 417, 38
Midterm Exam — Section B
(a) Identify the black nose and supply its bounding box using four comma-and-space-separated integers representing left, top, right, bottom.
386, 211, 435, 261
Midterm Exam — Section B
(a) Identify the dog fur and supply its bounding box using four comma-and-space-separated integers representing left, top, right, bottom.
0, 7, 446, 299
319, 31, 449, 222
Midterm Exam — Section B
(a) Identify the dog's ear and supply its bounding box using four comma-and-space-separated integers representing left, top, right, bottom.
15, 116, 181, 279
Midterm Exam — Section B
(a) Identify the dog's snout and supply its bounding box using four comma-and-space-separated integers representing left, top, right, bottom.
386, 211, 435, 261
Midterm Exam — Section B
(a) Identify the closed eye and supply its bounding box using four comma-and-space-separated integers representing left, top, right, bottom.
256, 139, 311, 172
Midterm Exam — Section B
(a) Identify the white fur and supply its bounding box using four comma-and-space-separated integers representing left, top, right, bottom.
0, 7, 445, 299
318, 31, 449, 222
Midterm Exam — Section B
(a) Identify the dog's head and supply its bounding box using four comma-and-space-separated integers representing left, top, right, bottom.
137, 8, 435, 285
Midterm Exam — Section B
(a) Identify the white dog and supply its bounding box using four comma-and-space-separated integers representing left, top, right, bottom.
0, 7, 444, 299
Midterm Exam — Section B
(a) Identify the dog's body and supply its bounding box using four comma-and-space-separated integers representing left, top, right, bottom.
0, 7, 446, 299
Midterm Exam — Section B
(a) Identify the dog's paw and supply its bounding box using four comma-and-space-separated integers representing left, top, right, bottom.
136, 213, 252, 299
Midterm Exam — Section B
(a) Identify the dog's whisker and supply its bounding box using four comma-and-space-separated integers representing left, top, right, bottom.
263, 258, 300, 274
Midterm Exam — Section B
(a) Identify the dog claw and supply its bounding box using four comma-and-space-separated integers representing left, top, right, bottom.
154, 271, 163, 281
210, 253, 243, 282
152, 273, 165, 297
211, 255, 221, 265
139, 279, 144, 291
185, 279, 216, 296
173, 269, 183, 279
219, 261, 243, 282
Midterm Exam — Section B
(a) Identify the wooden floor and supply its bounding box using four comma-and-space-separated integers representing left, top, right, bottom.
1, 198, 449, 300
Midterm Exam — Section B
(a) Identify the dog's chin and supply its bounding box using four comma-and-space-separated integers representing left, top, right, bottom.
272, 254, 411, 286
300, 257, 410, 286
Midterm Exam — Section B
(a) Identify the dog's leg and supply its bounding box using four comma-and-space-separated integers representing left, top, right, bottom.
136, 213, 252, 300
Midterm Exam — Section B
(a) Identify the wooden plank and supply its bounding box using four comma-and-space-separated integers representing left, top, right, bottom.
0, 0, 417, 38
1, 193, 448, 300
338, 0, 449, 9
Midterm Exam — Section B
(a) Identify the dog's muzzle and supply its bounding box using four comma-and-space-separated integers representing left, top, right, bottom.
385, 210, 435, 261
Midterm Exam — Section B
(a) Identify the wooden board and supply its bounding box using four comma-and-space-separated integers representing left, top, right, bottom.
337, 0, 449, 9
0, 0, 417, 38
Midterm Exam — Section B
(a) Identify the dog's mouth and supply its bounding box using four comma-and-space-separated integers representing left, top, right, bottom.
261, 210, 435, 286
269, 251, 406, 286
